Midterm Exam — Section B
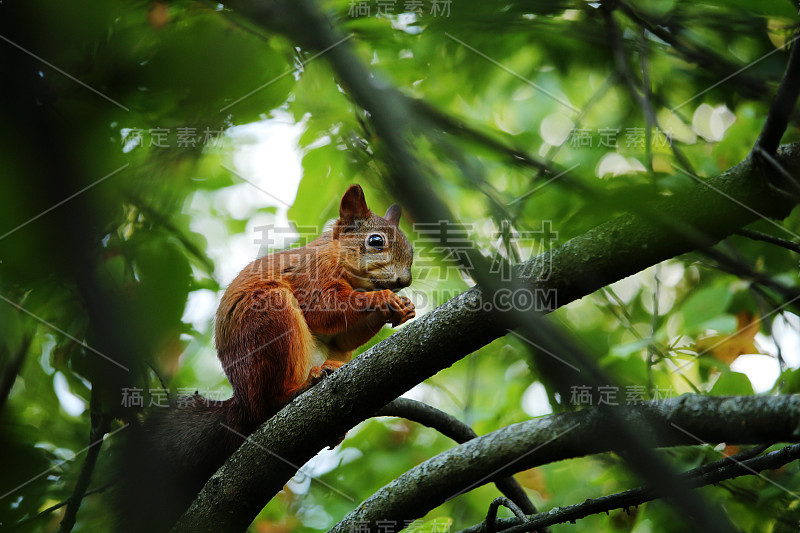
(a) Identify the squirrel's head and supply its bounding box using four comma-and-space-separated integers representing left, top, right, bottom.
333, 184, 413, 292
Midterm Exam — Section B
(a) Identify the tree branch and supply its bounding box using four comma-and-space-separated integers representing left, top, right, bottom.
755, 29, 800, 156
736, 228, 800, 255
58, 389, 110, 533
329, 395, 800, 532
485, 497, 526, 533
376, 398, 541, 522
456, 443, 796, 533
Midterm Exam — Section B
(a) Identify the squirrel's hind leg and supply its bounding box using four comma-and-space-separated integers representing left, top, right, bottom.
217, 286, 315, 422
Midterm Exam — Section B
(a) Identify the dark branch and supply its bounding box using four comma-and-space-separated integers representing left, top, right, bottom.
754, 146, 800, 197
485, 497, 526, 533
329, 396, 800, 533
602, 4, 688, 175
699, 246, 800, 305
58, 389, 110, 533
756, 30, 800, 156
376, 398, 541, 520
736, 228, 800, 255
408, 99, 555, 175
457, 443, 792, 533
603, 5, 656, 126
125, 192, 216, 276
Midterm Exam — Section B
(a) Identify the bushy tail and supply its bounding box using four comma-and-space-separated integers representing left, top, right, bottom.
110, 395, 244, 533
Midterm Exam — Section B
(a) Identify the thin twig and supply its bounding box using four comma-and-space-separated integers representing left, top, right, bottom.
125, 191, 216, 275
603, 5, 655, 127
58, 388, 111, 533
523, 73, 619, 207
699, 246, 800, 306
753, 146, 800, 197
408, 98, 556, 175
618, 2, 779, 106
639, 26, 655, 176
147, 361, 171, 402
7, 481, 116, 531
736, 228, 800, 255
457, 443, 795, 533
485, 497, 527, 533
756, 29, 800, 156
603, 4, 691, 176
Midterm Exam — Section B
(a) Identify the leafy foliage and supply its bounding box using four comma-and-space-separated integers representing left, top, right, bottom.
1, 0, 800, 531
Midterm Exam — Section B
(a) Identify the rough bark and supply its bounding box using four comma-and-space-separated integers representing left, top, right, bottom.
376, 398, 540, 518
329, 395, 800, 532
457, 443, 800, 533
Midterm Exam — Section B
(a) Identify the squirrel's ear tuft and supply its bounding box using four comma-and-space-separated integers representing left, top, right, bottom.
384, 204, 401, 225
339, 184, 370, 221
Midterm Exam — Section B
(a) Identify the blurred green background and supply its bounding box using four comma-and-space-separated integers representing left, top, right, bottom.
2, 0, 800, 531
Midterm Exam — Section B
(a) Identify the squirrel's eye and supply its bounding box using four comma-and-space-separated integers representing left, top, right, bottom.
366, 233, 385, 249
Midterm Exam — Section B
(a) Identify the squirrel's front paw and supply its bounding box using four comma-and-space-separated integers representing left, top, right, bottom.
388, 294, 415, 327
306, 360, 345, 385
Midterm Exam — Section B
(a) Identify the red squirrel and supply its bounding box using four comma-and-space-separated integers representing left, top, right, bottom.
115, 185, 414, 531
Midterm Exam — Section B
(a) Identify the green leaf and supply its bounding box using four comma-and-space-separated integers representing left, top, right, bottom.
681, 285, 732, 331
709, 371, 755, 396
132, 235, 192, 356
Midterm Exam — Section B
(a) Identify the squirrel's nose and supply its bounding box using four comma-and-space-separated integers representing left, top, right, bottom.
395, 270, 412, 289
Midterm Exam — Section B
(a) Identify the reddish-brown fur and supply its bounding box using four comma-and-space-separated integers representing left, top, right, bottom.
114, 185, 414, 532
215, 184, 414, 425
